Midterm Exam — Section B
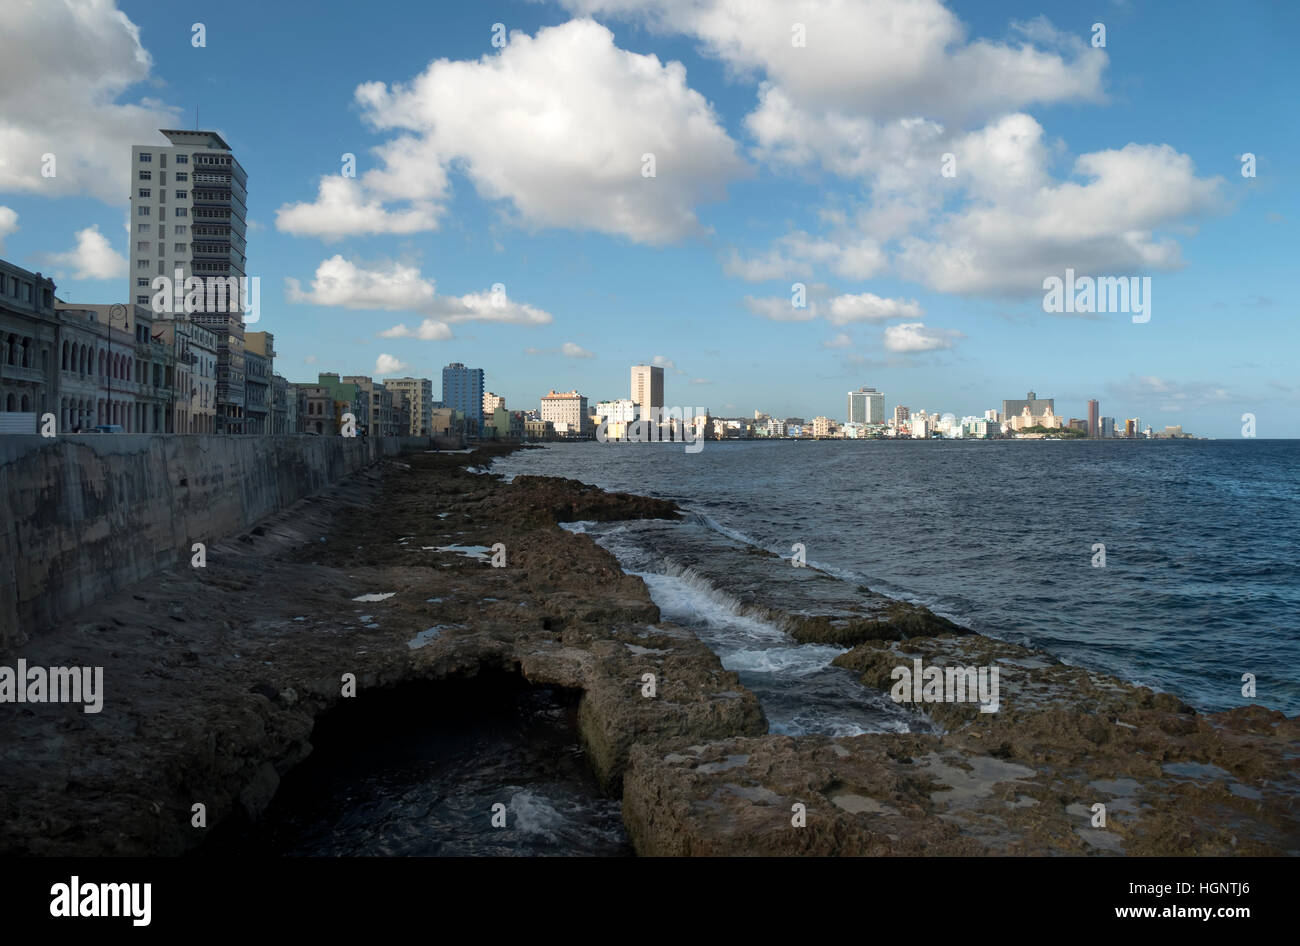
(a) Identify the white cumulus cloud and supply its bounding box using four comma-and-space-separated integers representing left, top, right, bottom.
373, 353, 409, 376
286, 256, 553, 326
277, 19, 746, 244
882, 321, 962, 353
0, 0, 180, 203
43, 225, 128, 280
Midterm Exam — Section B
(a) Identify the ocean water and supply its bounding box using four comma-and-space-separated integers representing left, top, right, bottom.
495, 439, 1300, 718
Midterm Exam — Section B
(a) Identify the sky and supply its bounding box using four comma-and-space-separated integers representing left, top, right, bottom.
0, 0, 1296, 437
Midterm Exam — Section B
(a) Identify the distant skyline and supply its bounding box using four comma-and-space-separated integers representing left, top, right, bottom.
1, 0, 1296, 437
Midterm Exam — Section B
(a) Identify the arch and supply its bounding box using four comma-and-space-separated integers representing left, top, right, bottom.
21, 394, 30, 412
62, 340, 69, 371
4, 393, 14, 412
20, 337, 31, 368
98, 350, 105, 378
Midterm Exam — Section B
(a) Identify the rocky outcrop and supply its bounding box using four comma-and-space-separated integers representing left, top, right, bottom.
622, 633, 1300, 855
0, 446, 762, 856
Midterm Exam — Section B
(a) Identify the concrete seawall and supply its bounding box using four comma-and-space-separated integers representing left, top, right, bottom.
0, 433, 439, 648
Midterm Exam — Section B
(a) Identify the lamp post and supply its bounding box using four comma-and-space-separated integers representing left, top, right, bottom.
106, 303, 127, 430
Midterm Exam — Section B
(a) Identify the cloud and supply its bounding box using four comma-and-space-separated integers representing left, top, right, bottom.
276, 177, 438, 241
897, 138, 1224, 294
652, 355, 675, 369
1104, 375, 1236, 411
828, 293, 923, 325
278, 19, 746, 244
43, 225, 127, 280
0, 206, 16, 249
286, 256, 553, 325
689, 377, 713, 385
373, 353, 409, 376
562, 341, 594, 358
822, 332, 852, 349
304, 355, 318, 365
0, 0, 180, 203
725, 231, 886, 282
378, 319, 453, 341
882, 321, 962, 353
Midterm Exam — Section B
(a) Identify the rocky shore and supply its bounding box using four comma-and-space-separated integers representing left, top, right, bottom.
2, 444, 1295, 856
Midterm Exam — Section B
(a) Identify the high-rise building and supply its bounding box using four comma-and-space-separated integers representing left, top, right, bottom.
893, 404, 910, 427
1002, 390, 1054, 424
1101, 416, 1116, 438
1087, 399, 1100, 438
482, 391, 506, 417
630, 364, 664, 419
442, 362, 484, 433
130, 130, 249, 432
846, 386, 884, 425
387, 377, 434, 435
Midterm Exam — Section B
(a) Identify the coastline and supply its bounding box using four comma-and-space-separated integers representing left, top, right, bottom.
1, 444, 1295, 856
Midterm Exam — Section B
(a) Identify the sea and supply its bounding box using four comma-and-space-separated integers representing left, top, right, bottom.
492, 438, 1300, 723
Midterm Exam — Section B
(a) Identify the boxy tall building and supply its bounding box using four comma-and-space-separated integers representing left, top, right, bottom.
129, 130, 249, 432
442, 362, 484, 433
630, 364, 664, 420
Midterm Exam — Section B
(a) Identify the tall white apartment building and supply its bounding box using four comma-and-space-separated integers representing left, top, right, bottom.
630, 364, 664, 419
129, 129, 249, 432
388, 377, 434, 435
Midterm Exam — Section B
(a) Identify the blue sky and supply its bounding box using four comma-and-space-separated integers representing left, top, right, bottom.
1, 0, 1295, 436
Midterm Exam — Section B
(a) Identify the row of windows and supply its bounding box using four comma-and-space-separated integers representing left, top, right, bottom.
4, 274, 47, 306
138, 171, 188, 183
136, 243, 191, 254
137, 189, 189, 200
136, 206, 189, 217
139, 153, 189, 165
134, 224, 188, 236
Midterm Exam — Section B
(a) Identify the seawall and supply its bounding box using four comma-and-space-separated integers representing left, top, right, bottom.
0, 433, 439, 648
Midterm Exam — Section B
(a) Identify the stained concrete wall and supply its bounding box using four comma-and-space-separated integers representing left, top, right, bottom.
0, 434, 433, 648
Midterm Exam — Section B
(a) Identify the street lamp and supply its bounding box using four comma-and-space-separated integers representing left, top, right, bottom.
106, 303, 127, 430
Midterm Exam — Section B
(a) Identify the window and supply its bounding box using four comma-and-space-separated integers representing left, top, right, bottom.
137, 206, 150, 216
136, 223, 150, 234
175, 208, 187, 217
158, 225, 166, 236
138, 188, 150, 198
176, 154, 188, 164
174, 243, 187, 253
139, 170, 152, 181
136, 295, 149, 306
175, 172, 188, 182
136, 278, 149, 287
173, 225, 186, 235
176, 190, 188, 199
137, 259, 150, 270
159, 154, 167, 168
136, 241, 150, 252
139, 152, 152, 162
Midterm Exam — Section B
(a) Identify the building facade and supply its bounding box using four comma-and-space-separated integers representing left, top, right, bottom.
0, 260, 58, 429
386, 377, 433, 435
630, 364, 664, 420
540, 389, 590, 436
442, 363, 484, 435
